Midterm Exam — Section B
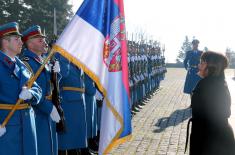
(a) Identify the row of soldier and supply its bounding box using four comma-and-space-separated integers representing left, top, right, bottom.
0, 22, 102, 155
127, 40, 167, 114
0, 22, 166, 155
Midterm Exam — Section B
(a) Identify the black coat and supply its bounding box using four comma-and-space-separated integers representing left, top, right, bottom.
190, 74, 235, 155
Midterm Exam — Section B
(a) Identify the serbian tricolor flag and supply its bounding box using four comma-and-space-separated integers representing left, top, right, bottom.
53, 0, 132, 154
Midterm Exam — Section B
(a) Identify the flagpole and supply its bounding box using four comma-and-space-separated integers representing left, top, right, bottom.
1, 49, 56, 128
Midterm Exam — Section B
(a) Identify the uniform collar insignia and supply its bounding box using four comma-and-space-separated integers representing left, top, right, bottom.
23, 49, 43, 64
0, 50, 15, 71
3, 55, 15, 69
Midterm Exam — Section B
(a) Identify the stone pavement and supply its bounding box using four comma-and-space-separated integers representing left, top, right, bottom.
110, 68, 235, 155
110, 68, 191, 155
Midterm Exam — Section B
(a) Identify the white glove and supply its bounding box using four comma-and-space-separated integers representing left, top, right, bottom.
50, 106, 61, 123
95, 91, 103, 100
19, 87, 33, 100
53, 61, 60, 73
0, 125, 6, 137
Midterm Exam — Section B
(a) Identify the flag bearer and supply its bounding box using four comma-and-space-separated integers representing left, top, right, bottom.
0, 22, 42, 155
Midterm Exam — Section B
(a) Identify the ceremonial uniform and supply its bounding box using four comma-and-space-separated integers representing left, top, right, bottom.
0, 22, 42, 155
147, 54, 152, 94
21, 26, 58, 155
95, 90, 103, 132
56, 54, 87, 150
84, 74, 98, 139
183, 50, 202, 94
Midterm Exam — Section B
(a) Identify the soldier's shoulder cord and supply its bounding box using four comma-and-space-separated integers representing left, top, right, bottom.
21, 57, 35, 76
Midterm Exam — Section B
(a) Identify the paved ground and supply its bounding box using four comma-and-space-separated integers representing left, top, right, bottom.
109, 68, 235, 155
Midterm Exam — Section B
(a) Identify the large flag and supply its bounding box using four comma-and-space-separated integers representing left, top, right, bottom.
53, 0, 132, 154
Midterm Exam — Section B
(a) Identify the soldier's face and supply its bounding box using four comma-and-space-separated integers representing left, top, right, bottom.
28, 37, 48, 55
192, 43, 198, 50
4, 35, 23, 55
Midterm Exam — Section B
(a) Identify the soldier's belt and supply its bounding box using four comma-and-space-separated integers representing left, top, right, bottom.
0, 103, 30, 110
45, 95, 52, 100
62, 87, 85, 93
190, 65, 198, 68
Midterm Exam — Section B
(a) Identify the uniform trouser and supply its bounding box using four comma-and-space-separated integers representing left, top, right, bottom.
139, 83, 143, 102
130, 88, 133, 107
133, 85, 137, 105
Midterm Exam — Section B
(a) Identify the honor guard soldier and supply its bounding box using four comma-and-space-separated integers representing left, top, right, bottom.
95, 87, 103, 145
183, 39, 203, 98
56, 54, 88, 155
20, 25, 61, 155
129, 42, 135, 108
128, 50, 134, 106
0, 22, 42, 155
84, 74, 99, 154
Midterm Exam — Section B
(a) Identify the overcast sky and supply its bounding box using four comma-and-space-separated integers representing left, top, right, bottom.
69, 0, 235, 62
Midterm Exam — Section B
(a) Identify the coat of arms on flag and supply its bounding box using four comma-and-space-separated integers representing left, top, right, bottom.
103, 16, 126, 72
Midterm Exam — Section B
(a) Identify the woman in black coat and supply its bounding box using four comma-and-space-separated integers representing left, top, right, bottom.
188, 51, 235, 155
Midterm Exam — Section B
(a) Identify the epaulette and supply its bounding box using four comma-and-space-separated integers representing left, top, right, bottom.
22, 57, 30, 61
21, 58, 34, 76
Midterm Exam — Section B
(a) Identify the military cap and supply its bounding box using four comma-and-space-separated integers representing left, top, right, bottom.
0, 22, 22, 38
22, 25, 45, 43
192, 39, 200, 44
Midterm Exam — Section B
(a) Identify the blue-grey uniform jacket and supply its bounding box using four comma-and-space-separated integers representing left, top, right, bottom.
183, 50, 202, 94
0, 50, 42, 155
20, 49, 57, 155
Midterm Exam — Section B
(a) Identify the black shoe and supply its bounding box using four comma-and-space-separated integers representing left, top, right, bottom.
67, 149, 80, 155
131, 110, 136, 116
58, 150, 67, 155
88, 139, 99, 153
139, 102, 146, 106
80, 148, 93, 155
135, 104, 143, 109
88, 148, 98, 154
132, 106, 140, 112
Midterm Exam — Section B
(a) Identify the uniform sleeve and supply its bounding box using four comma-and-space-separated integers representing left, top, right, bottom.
27, 81, 42, 105
183, 51, 189, 70
20, 61, 42, 105
20, 57, 53, 114
31, 77, 53, 115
